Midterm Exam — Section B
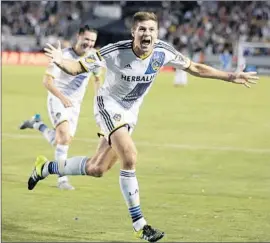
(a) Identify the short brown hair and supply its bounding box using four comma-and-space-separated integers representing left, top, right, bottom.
78, 25, 98, 35
132, 11, 158, 28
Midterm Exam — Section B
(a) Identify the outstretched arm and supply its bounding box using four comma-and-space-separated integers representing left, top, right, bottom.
55, 59, 86, 76
168, 50, 258, 88
186, 61, 258, 88
44, 41, 87, 76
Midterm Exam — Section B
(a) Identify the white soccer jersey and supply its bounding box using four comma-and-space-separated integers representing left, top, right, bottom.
80, 39, 190, 110
46, 47, 100, 103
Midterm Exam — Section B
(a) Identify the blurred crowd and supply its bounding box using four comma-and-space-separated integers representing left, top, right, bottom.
2, 1, 95, 50
1, 1, 95, 37
2, 1, 270, 56
157, 1, 270, 56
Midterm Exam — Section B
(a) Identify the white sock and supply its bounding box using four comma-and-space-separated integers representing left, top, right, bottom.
43, 129, 56, 146
33, 122, 55, 146
33, 121, 44, 131
42, 156, 88, 177
55, 144, 69, 181
119, 169, 147, 231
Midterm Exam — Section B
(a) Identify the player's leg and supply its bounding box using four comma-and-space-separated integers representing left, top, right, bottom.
85, 135, 118, 177
47, 95, 74, 190
174, 68, 188, 86
27, 95, 164, 241
109, 126, 164, 242
54, 120, 74, 190
28, 133, 119, 189
27, 127, 164, 242
19, 114, 56, 146
93, 96, 163, 241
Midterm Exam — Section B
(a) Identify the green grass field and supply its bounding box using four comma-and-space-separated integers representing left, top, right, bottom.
2, 65, 270, 242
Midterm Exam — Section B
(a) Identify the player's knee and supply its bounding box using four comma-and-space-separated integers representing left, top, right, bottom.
122, 147, 137, 170
88, 165, 106, 177
85, 157, 105, 177
55, 137, 70, 145
55, 122, 71, 144
55, 133, 71, 145
93, 166, 105, 177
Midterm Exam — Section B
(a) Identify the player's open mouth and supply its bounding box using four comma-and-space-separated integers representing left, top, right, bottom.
141, 39, 151, 48
82, 44, 89, 49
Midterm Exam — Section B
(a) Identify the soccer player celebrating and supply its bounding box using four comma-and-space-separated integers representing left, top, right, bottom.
28, 12, 258, 242
20, 26, 101, 190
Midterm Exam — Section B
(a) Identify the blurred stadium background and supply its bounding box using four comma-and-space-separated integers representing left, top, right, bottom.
2, 1, 270, 242
2, 1, 270, 72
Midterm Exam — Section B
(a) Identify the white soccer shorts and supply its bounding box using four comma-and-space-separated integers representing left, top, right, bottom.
94, 95, 137, 144
47, 94, 80, 137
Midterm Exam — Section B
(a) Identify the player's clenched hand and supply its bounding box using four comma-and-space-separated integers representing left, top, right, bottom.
44, 41, 63, 65
229, 68, 259, 88
60, 96, 73, 108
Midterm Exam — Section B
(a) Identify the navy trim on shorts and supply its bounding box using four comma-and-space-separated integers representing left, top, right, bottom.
108, 124, 130, 146
97, 96, 115, 132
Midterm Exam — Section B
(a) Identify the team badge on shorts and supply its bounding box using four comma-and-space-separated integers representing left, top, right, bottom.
56, 112, 61, 119
113, 113, 121, 121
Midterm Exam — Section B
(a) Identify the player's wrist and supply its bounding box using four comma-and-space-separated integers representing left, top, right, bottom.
227, 72, 237, 82
56, 91, 66, 100
54, 57, 63, 66
54, 57, 65, 72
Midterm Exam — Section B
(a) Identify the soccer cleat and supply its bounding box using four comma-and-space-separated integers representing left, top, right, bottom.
19, 114, 41, 129
134, 225, 165, 242
28, 155, 48, 190
57, 177, 75, 190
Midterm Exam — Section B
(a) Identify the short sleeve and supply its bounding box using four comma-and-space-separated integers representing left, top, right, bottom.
168, 51, 191, 70
157, 40, 191, 70
45, 62, 60, 78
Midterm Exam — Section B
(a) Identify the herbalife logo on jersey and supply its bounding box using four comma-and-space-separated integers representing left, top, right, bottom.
121, 74, 156, 82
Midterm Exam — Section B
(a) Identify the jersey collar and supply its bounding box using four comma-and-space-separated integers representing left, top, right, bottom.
132, 42, 153, 60
72, 47, 88, 57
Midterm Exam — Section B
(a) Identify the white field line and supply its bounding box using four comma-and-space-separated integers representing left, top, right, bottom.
2, 133, 270, 154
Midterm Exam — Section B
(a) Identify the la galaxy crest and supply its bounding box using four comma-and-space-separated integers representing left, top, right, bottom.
85, 53, 97, 63
145, 51, 165, 75
113, 113, 121, 121
85, 58, 95, 63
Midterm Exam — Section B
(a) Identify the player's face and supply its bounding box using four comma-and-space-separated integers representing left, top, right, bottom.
76, 31, 97, 54
132, 20, 158, 55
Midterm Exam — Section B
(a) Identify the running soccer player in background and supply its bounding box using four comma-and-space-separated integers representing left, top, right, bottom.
29, 12, 258, 242
19, 26, 101, 190
219, 43, 233, 71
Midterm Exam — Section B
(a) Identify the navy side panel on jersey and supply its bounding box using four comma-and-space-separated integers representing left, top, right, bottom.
145, 51, 165, 74
63, 74, 88, 96
121, 82, 152, 109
